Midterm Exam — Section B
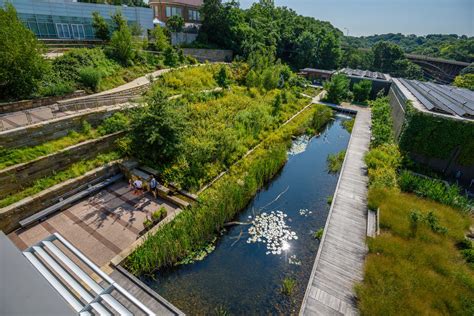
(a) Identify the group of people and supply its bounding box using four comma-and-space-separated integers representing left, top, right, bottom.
129, 175, 159, 198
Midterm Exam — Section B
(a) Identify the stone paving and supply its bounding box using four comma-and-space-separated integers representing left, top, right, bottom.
8, 180, 180, 269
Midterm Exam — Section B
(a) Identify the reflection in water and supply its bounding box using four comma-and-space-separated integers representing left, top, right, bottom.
288, 135, 311, 156
142, 116, 351, 315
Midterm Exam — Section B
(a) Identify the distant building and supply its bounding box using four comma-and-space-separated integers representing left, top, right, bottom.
0, 0, 153, 40
149, 0, 203, 25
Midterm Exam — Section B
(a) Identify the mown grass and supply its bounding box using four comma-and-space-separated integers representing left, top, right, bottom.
125, 104, 326, 274
0, 151, 121, 208
0, 113, 129, 170
356, 188, 474, 316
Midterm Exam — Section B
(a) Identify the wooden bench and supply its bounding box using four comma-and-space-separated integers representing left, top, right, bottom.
19, 174, 123, 228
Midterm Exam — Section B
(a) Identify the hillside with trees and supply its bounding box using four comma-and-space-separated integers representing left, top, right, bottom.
344, 33, 474, 63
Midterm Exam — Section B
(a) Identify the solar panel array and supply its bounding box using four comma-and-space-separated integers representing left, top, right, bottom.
399, 79, 474, 119
340, 68, 390, 81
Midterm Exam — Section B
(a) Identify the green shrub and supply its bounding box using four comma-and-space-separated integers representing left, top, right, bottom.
151, 207, 167, 222
78, 67, 102, 91
39, 80, 75, 97
312, 104, 333, 131
327, 150, 346, 173
108, 28, 135, 66
281, 277, 297, 296
365, 144, 401, 170
314, 228, 324, 240
352, 79, 372, 103
97, 112, 130, 135
398, 171, 470, 212
143, 218, 153, 230
323, 74, 350, 104
342, 118, 354, 133
369, 97, 393, 147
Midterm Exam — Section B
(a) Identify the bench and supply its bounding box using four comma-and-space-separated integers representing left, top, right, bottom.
19, 174, 124, 228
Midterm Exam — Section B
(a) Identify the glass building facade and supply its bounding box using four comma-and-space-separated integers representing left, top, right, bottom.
0, 0, 154, 40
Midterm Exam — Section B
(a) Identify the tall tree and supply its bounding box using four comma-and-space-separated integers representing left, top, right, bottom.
92, 12, 110, 41
0, 3, 47, 99
372, 41, 405, 73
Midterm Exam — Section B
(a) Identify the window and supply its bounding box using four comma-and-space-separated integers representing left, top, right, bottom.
166, 6, 182, 17
188, 9, 200, 21
70, 24, 85, 39
56, 23, 70, 38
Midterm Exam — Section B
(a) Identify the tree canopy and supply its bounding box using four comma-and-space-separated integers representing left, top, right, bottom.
197, 0, 343, 70
0, 3, 47, 99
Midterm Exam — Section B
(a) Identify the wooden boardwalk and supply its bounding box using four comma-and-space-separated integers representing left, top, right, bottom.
300, 107, 371, 315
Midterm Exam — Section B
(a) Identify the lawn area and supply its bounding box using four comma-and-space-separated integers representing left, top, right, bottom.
357, 188, 474, 315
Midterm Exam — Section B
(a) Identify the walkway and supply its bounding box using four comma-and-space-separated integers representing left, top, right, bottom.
0, 68, 168, 131
300, 105, 371, 315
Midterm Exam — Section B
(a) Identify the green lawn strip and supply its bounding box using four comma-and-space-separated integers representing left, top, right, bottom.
0, 112, 130, 170
0, 151, 121, 208
124, 104, 326, 275
356, 188, 474, 315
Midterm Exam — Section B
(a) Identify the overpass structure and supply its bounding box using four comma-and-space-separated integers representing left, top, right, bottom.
405, 53, 470, 84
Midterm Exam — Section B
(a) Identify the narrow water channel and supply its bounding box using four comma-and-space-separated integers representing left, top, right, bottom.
142, 115, 352, 315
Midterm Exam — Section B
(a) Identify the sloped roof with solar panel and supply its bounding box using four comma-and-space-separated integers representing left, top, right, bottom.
338, 68, 392, 82
399, 79, 474, 119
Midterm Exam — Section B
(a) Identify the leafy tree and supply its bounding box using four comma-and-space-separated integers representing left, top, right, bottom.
111, 10, 127, 31
129, 90, 186, 164
163, 46, 179, 67
215, 66, 230, 88
323, 74, 350, 104
149, 26, 170, 51
92, 12, 110, 41
166, 15, 184, 33
352, 80, 372, 103
392, 59, 423, 79
372, 41, 405, 73
453, 74, 474, 91
0, 3, 47, 99
108, 27, 135, 65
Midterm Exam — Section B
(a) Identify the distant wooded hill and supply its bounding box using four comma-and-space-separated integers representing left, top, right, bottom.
343, 33, 473, 63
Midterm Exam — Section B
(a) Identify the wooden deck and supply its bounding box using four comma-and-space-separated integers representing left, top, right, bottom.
300, 107, 371, 315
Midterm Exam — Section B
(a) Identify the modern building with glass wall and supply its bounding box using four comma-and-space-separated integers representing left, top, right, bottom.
0, 0, 154, 40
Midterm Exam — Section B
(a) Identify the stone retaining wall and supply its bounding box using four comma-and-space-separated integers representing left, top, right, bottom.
388, 85, 407, 139
0, 105, 127, 149
0, 91, 86, 114
0, 131, 124, 199
182, 48, 233, 62
0, 162, 120, 234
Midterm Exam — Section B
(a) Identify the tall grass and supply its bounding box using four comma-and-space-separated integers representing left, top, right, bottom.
0, 151, 121, 208
356, 188, 474, 315
327, 150, 346, 173
125, 105, 324, 274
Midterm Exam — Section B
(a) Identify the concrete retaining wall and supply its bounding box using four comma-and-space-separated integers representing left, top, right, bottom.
0, 162, 120, 234
0, 131, 124, 199
0, 105, 126, 149
182, 48, 233, 62
0, 91, 86, 113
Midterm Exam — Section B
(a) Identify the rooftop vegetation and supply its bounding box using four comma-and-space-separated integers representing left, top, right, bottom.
357, 96, 474, 315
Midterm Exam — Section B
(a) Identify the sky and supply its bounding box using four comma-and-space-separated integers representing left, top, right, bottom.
237, 0, 473, 37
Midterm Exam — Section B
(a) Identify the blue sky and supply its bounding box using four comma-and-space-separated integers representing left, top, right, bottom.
237, 0, 473, 36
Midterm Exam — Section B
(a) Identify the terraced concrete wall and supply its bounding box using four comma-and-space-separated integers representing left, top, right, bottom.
0, 163, 120, 234
0, 91, 86, 113
0, 131, 124, 200
0, 106, 123, 149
